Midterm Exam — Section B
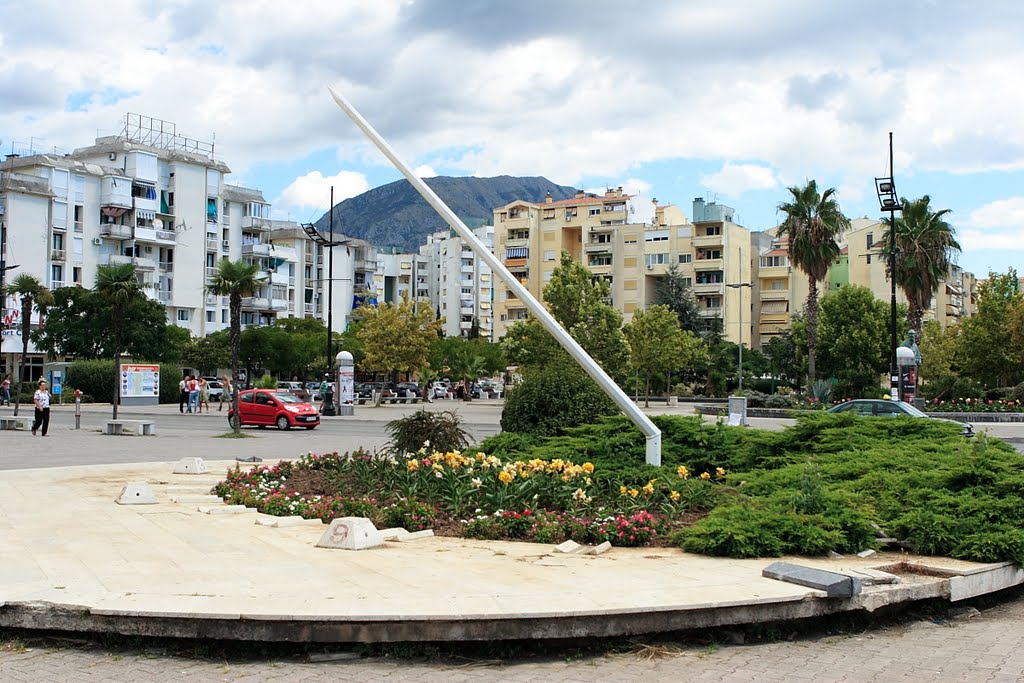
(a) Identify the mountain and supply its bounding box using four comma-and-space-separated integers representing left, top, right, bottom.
313, 175, 580, 252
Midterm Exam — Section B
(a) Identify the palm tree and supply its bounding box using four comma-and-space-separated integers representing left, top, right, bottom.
777, 180, 850, 386
206, 259, 263, 433
95, 263, 148, 419
878, 195, 961, 338
7, 274, 53, 417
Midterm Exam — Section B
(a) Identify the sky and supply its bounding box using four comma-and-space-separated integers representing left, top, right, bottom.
2, 0, 1023, 278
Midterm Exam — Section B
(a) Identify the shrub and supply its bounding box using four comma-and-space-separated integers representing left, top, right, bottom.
66, 360, 180, 404
381, 498, 436, 531
764, 394, 794, 409
386, 410, 471, 455
500, 363, 617, 436
255, 373, 277, 389
740, 390, 769, 408
920, 375, 982, 402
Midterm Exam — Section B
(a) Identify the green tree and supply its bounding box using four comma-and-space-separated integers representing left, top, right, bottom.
182, 332, 229, 376
500, 319, 562, 370
776, 180, 851, 386
7, 274, 53, 416
357, 294, 442, 403
812, 285, 907, 398
918, 319, 959, 382
95, 263, 149, 419
656, 262, 702, 334
206, 259, 263, 432
878, 195, 961, 337
161, 324, 192, 364
957, 270, 1024, 387
430, 336, 505, 395
763, 332, 801, 390
623, 304, 704, 406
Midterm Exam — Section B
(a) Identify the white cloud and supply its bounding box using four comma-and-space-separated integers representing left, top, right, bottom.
413, 164, 437, 178
965, 197, 1024, 229
957, 197, 1024, 252
275, 170, 369, 216
700, 163, 778, 197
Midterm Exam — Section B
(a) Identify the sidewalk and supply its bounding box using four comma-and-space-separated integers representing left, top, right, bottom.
2, 457, 1023, 643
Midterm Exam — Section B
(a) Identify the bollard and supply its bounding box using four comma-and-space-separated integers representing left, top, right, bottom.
74, 389, 82, 430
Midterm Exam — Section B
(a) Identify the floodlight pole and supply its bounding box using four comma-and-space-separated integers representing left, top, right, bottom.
328, 88, 663, 466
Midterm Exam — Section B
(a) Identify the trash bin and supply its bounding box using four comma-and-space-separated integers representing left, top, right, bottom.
668, 396, 679, 407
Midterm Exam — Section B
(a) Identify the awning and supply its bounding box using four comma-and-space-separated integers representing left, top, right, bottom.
136, 209, 156, 220
102, 207, 128, 218
505, 247, 528, 259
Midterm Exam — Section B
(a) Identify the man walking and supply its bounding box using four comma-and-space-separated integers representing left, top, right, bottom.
31, 379, 50, 436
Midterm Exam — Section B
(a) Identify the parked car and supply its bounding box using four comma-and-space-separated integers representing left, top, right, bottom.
395, 382, 419, 397
305, 381, 322, 400
826, 399, 974, 437
431, 381, 450, 399
278, 381, 310, 401
205, 380, 225, 401
228, 389, 320, 430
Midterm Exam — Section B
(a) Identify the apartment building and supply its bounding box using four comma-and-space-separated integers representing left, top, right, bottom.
491, 190, 752, 344
418, 225, 495, 338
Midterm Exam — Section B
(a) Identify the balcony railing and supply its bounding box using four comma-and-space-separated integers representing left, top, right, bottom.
73, 221, 84, 234
241, 216, 272, 231
205, 294, 218, 306
698, 308, 722, 318
207, 239, 219, 251
101, 224, 134, 240
159, 261, 173, 272
206, 266, 216, 279
692, 282, 724, 295
304, 303, 314, 314
584, 242, 613, 253
692, 234, 724, 247
158, 291, 172, 303
271, 298, 289, 311
760, 289, 789, 300
241, 296, 270, 309
51, 249, 66, 262
50, 280, 66, 290
241, 242, 272, 257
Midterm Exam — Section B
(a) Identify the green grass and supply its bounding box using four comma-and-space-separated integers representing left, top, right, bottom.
214, 431, 256, 439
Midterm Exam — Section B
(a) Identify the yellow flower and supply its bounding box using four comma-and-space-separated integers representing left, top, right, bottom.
582, 462, 595, 474
669, 490, 681, 502
700, 471, 711, 480
619, 485, 628, 496
642, 480, 656, 495
406, 459, 419, 472
716, 467, 726, 478
498, 470, 514, 485
629, 488, 639, 498
676, 465, 689, 479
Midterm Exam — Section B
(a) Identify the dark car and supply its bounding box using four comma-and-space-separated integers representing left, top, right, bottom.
826, 399, 974, 437
395, 382, 419, 397
228, 389, 320, 430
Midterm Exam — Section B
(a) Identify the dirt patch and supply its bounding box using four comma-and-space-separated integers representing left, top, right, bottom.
278, 469, 334, 496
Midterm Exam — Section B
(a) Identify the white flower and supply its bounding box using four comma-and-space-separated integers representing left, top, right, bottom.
471, 477, 482, 488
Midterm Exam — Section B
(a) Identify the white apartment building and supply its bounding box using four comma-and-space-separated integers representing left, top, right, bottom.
419, 225, 495, 338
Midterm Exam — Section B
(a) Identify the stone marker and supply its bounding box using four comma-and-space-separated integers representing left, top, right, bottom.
379, 527, 410, 541
762, 561, 862, 598
115, 481, 156, 505
316, 517, 384, 550
392, 529, 434, 542
839, 567, 899, 585
173, 457, 208, 475
856, 549, 877, 558
553, 540, 582, 554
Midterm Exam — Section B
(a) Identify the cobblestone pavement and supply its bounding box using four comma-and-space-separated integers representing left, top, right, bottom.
2, 594, 1023, 683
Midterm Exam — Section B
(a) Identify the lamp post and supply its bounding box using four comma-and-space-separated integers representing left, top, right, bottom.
726, 282, 752, 391
301, 186, 347, 416
874, 133, 903, 401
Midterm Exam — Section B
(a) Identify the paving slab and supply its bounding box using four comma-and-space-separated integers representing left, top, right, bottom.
0, 460, 1021, 643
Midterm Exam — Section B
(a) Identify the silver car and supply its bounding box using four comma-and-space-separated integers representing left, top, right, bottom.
826, 399, 974, 437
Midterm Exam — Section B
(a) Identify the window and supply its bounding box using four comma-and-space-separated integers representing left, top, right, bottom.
645, 230, 669, 242
206, 310, 216, 323
589, 255, 612, 266
52, 233, 64, 250
679, 253, 692, 264
221, 310, 228, 323
760, 255, 789, 268
589, 207, 601, 216
644, 253, 669, 267
543, 208, 555, 219
866, 254, 872, 265
681, 277, 692, 287
698, 249, 721, 260
461, 287, 472, 294
866, 233, 873, 249
72, 267, 82, 285
543, 250, 555, 261
704, 225, 721, 236
705, 297, 721, 308
564, 207, 578, 220
677, 227, 692, 238
177, 309, 191, 322
223, 202, 231, 217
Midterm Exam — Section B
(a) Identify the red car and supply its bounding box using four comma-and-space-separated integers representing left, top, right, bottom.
228, 389, 320, 430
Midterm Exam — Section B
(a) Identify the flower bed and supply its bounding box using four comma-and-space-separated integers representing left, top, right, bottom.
212, 449, 725, 547
923, 398, 1024, 413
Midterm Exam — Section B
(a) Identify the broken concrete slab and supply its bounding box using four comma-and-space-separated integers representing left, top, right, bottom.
857, 549, 877, 558
553, 540, 582, 554
316, 517, 384, 550
255, 516, 324, 528
197, 505, 254, 515
838, 567, 900, 585
379, 527, 410, 541
762, 561, 862, 598
172, 457, 208, 475
580, 541, 612, 556
115, 482, 156, 505
169, 495, 222, 504
393, 529, 434, 542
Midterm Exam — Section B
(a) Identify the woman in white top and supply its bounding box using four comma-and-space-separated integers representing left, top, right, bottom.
31, 379, 51, 436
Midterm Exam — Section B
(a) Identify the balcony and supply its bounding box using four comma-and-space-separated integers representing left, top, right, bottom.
106, 254, 156, 270
692, 282, 724, 295
693, 257, 723, 270
271, 298, 289, 311
460, 306, 474, 316
760, 289, 789, 300
134, 195, 158, 213
584, 241, 613, 253
459, 279, 474, 288
51, 249, 66, 262
692, 234, 724, 247
158, 291, 172, 304
505, 257, 528, 268
504, 237, 530, 248
241, 216, 272, 231
205, 294, 218, 306
304, 303, 314, 315
758, 265, 790, 278
50, 280, 66, 290
460, 320, 473, 330
698, 307, 722, 318
353, 259, 374, 272
134, 226, 174, 244
241, 296, 270, 309
100, 177, 132, 209
206, 239, 219, 252
159, 261, 173, 272
270, 270, 290, 285
206, 266, 216, 280
241, 242, 272, 257
74, 221, 84, 234
460, 263, 475, 274
101, 224, 134, 240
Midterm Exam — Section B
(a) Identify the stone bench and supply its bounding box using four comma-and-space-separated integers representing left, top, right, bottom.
103, 419, 156, 436
380, 396, 420, 405
0, 416, 27, 431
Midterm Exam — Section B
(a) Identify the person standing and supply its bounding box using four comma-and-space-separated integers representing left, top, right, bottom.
1, 374, 11, 406
198, 377, 210, 413
218, 375, 232, 411
319, 375, 329, 412
187, 375, 199, 414
178, 374, 189, 413
31, 379, 50, 436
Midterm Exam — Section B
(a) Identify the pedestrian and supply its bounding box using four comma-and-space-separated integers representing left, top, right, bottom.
455, 381, 465, 401
218, 375, 232, 411
319, 375, 329, 412
31, 379, 50, 436
198, 377, 210, 413
178, 373, 189, 413
1, 374, 10, 406
187, 375, 199, 414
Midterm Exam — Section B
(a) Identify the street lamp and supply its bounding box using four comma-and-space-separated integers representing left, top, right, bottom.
726, 282, 752, 391
301, 187, 348, 416
875, 132, 903, 401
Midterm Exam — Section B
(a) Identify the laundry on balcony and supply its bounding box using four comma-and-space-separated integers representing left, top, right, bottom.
206, 197, 218, 223
505, 247, 529, 259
